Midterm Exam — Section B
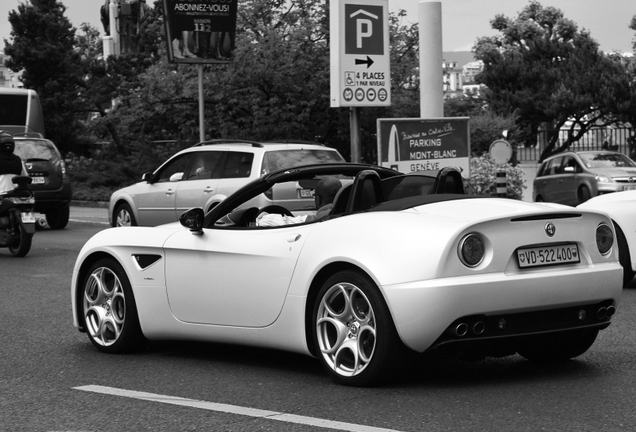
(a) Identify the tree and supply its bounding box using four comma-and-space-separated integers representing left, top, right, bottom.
474, 1, 632, 162
4, 0, 84, 149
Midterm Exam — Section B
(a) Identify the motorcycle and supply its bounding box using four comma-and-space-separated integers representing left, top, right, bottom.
0, 175, 36, 257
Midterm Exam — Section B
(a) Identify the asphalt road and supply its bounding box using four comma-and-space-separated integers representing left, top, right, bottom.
1, 213, 636, 431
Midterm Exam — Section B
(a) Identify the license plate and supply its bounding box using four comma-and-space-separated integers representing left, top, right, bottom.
31, 177, 45, 184
21, 212, 36, 223
300, 189, 314, 198
623, 185, 636, 191
517, 244, 580, 268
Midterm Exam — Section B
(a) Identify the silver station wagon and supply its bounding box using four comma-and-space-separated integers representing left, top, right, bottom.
108, 139, 345, 226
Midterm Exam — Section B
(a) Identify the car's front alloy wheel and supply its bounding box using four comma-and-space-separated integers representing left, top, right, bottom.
115, 203, 137, 227
81, 258, 143, 353
313, 270, 401, 386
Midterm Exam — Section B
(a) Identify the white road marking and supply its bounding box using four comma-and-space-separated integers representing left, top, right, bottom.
74, 385, 403, 432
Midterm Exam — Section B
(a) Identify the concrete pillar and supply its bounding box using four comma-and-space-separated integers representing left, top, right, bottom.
419, 1, 443, 118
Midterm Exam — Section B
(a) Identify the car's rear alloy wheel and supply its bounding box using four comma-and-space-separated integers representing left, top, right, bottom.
81, 258, 144, 353
313, 270, 401, 386
115, 203, 137, 227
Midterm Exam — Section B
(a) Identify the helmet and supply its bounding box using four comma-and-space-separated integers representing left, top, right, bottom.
0, 131, 15, 154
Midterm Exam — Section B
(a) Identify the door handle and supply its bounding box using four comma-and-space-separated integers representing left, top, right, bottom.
204, 187, 214, 194
287, 234, 302, 243
165, 189, 175, 195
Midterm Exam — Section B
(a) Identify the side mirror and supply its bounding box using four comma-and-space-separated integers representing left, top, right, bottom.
179, 208, 205, 235
563, 166, 575, 173
142, 172, 154, 183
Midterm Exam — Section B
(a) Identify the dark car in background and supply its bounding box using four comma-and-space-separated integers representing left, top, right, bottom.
533, 150, 636, 206
13, 133, 72, 229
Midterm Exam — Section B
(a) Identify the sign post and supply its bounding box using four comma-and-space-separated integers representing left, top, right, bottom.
330, 0, 391, 162
161, 0, 238, 142
489, 139, 512, 197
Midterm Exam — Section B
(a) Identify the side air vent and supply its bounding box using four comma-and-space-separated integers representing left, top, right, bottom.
132, 254, 162, 270
511, 213, 582, 222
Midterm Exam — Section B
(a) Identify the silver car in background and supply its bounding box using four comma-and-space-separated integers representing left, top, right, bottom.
108, 139, 345, 226
533, 150, 636, 206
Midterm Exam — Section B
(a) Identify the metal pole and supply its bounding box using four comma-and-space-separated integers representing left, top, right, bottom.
350, 107, 361, 163
198, 64, 205, 143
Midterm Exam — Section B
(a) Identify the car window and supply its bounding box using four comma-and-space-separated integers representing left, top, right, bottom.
579, 153, 636, 168
261, 149, 345, 174
184, 151, 222, 180
546, 157, 563, 175
220, 152, 254, 178
14, 139, 61, 163
156, 153, 195, 183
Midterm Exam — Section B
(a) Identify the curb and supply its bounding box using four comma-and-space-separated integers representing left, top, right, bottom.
71, 200, 109, 208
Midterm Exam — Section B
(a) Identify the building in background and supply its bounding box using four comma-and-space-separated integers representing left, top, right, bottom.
442, 51, 483, 97
0, 52, 22, 89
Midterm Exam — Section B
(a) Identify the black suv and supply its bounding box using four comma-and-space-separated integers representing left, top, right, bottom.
13, 133, 72, 229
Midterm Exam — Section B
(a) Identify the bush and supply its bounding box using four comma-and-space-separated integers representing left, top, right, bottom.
66, 140, 189, 202
469, 155, 526, 200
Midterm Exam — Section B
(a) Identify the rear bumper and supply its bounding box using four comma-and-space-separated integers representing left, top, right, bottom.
383, 262, 623, 352
32, 181, 72, 212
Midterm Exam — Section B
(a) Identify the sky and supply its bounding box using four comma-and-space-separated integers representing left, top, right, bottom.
0, 0, 634, 53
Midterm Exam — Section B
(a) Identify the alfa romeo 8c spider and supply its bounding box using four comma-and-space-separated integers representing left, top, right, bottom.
71, 164, 622, 386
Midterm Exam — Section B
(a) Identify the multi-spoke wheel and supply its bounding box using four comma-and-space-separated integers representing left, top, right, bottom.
114, 203, 136, 227
313, 270, 401, 386
82, 258, 143, 353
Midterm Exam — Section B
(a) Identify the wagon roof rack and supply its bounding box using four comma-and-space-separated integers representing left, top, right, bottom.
192, 139, 264, 148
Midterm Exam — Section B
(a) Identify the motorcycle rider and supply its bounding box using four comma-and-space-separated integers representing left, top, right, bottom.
0, 131, 28, 215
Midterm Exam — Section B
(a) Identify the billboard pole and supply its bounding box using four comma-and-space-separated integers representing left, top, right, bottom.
198, 65, 205, 142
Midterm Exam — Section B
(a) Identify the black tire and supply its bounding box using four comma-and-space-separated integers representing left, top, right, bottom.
614, 222, 635, 287
45, 206, 70, 229
114, 203, 137, 227
312, 270, 402, 386
8, 226, 32, 257
578, 186, 592, 204
81, 258, 144, 353
517, 329, 599, 362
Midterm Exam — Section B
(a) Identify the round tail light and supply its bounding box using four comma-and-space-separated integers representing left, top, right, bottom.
596, 223, 613, 255
458, 233, 485, 267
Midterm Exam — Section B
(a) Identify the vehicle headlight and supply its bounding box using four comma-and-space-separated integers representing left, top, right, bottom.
595, 174, 613, 183
458, 233, 485, 267
596, 224, 614, 255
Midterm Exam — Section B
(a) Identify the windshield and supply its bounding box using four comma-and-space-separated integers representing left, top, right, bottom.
579, 153, 636, 169
261, 149, 344, 174
14, 139, 61, 162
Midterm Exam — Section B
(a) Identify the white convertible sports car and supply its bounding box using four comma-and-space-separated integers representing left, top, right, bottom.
578, 190, 636, 287
71, 163, 623, 386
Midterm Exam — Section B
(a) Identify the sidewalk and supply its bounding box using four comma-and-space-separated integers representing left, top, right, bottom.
69, 205, 109, 225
